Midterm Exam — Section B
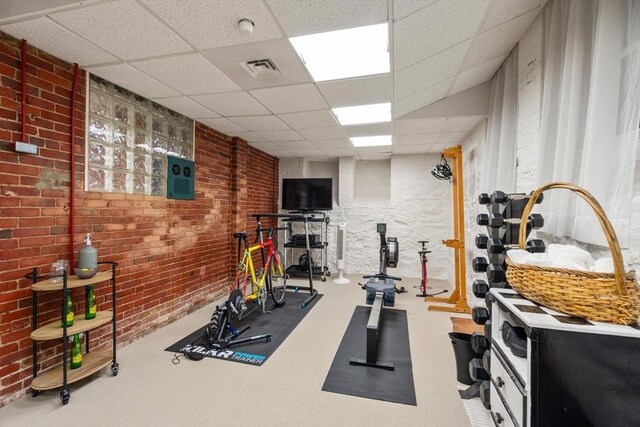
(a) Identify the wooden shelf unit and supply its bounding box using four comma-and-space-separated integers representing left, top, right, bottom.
28, 261, 119, 405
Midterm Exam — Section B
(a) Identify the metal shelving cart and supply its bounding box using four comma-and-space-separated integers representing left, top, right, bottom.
283, 211, 330, 281
27, 261, 118, 405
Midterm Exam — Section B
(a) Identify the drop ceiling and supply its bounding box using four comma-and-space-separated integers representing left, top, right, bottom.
0, 0, 545, 160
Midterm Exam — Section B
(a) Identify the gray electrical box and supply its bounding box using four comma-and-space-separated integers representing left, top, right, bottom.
167, 157, 195, 200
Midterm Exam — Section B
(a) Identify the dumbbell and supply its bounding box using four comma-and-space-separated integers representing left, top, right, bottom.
491, 190, 544, 205
487, 238, 546, 254
487, 213, 544, 229
471, 332, 489, 354
472, 279, 489, 298
472, 306, 489, 325
482, 349, 491, 373
487, 264, 506, 284
480, 380, 491, 409
472, 257, 489, 273
475, 234, 489, 249
478, 193, 491, 205
469, 358, 490, 382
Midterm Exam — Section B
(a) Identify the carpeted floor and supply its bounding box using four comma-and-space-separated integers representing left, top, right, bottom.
0, 276, 472, 427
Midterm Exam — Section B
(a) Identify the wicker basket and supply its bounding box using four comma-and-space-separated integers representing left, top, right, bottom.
505, 182, 639, 324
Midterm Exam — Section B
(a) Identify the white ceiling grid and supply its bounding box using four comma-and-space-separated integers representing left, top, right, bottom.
0, 0, 546, 159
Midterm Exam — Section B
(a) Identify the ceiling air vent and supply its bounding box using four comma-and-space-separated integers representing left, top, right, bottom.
241, 58, 280, 78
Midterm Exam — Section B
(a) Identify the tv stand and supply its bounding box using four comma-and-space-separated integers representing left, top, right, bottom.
283, 211, 330, 283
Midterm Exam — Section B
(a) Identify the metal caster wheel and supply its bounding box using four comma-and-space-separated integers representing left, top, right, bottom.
321, 276, 326, 282
111, 363, 119, 376
60, 389, 70, 405
326, 271, 331, 277
31, 390, 40, 398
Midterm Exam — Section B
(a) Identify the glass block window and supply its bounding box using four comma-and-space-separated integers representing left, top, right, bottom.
86, 75, 193, 195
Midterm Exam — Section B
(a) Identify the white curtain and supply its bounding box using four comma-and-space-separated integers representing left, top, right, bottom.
538, 0, 640, 247
480, 47, 519, 194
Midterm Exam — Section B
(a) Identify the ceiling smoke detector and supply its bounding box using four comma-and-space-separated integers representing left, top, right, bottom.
238, 18, 254, 34
241, 59, 281, 78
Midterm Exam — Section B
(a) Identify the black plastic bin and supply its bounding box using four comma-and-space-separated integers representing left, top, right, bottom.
449, 332, 480, 385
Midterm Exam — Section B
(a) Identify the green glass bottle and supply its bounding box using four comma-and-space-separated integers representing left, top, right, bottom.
61, 290, 74, 327
85, 285, 96, 320
70, 334, 82, 369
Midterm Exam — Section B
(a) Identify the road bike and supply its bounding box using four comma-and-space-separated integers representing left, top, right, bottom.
232, 225, 287, 313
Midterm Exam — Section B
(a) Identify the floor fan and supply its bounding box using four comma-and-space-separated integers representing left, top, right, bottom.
333, 222, 350, 284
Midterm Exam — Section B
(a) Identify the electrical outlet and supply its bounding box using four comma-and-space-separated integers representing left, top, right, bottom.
15, 141, 38, 155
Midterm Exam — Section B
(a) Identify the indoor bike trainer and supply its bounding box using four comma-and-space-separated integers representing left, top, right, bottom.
350, 223, 405, 371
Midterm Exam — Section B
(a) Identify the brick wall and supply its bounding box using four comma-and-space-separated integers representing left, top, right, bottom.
0, 32, 278, 406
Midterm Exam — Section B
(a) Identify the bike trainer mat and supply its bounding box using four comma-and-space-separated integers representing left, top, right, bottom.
165, 291, 322, 366
322, 305, 417, 405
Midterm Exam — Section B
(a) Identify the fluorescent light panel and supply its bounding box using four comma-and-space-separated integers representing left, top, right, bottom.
290, 23, 389, 82
332, 103, 390, 126
350, 135, 392, 147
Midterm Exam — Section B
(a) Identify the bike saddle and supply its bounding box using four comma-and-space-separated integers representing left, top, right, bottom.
233, 231, 248, 239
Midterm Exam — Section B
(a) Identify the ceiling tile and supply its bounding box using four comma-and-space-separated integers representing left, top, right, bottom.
317, 75, 391, 108
247, 141, 279, 152
462, 8, 539, 70
394, 40, 471, 100
277, 110, 338, 129
190, 92, 270, 116
140, 0, 282, 49
253, 129, 303, 142
131, 53, 240, 95
87, 63, 180, 99
273, 140, 314, 150
297, 127, 347, 141
394, 78, 454, 119
480, 0, 545, 32
443, 116, 484, 132
394, 133, 438, 146
0, 17, 117, 66
151, 96, 219, 119
285, 149, 327, 160
436, 131, 468, 143
393, 0, 439, 20
250, 84, 327, 114
357, 152, 392, 160
198, 118, 246, 134
343, 122, 392, 137
201, 38, 312, 91
227, 115, 289, 132
49, 0, 191, 60
319, 147, 358, 158
308, 138, 352, 149
393, 117, 446, 135
393, 145, 434, 154
266, 0, 387, 36
450, 55, 505, 95
234, 132, 266, 143
394, 0, 491, 70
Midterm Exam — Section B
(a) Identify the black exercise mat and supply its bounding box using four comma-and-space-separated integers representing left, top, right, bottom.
322, 305, 416, 405
165, 291, 322, 366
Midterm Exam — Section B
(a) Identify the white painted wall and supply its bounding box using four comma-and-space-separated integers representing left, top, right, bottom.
463, 10, 640, 307
279, 154, 455, 283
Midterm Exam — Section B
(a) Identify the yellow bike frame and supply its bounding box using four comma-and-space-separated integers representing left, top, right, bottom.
237, 243, 270, 302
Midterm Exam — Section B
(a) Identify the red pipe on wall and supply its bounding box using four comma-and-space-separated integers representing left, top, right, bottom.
69, 64, 80, 268
21, 39, 27, 142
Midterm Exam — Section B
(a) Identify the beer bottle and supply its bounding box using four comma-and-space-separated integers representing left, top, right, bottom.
85, 285, 96, 320
70, 334, 82, 369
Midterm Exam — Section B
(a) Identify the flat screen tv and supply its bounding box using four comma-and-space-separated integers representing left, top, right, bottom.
281, 178, 333, 211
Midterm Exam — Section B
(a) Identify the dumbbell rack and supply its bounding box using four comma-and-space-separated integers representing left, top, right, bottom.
467, 190, 544, 411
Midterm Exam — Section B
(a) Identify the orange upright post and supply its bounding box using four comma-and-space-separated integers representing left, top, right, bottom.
427, 145, 471, 314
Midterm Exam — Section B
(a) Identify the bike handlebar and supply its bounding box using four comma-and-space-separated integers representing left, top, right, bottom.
362, 273, 402, 281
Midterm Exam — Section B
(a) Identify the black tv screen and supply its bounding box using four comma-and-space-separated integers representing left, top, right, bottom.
281, 178, 333, 211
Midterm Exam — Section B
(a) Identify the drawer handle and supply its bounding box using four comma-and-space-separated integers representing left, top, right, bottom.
496, 376, 505, 387
495, 413, 504, 424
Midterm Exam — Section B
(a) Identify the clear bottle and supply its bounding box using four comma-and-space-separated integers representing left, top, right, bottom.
85, 285, 96, 319
70, 334, 82, 369
61, 290, 74, 327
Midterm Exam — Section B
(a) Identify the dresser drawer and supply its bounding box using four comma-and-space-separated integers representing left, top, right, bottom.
492, 349, 527, 427
490, 384, 518, 427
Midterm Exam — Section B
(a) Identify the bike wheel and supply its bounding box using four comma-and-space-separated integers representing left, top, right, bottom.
270, 250, 287, 306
